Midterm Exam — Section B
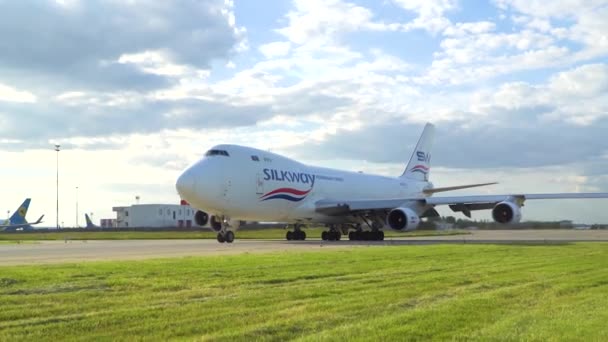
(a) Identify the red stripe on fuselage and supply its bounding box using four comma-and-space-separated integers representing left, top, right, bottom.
261, 187, 311, 198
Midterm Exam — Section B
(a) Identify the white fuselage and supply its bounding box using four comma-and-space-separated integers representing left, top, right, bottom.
176, 144, 430, 224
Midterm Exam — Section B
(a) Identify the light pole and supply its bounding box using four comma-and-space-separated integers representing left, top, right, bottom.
55, 144, 60, 230
75, 186, 79, 228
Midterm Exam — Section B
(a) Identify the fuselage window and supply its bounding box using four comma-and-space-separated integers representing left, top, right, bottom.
205, 149, 230, 157
251, 155, 259, 161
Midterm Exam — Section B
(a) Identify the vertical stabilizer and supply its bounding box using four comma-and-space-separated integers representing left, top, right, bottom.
401, 123, 435, 181
9, 198, 31, 224
85, 213, 99, 229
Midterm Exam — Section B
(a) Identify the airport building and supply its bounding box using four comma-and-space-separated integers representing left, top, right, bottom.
112, 203, 199, 228
100, 219, 117, 228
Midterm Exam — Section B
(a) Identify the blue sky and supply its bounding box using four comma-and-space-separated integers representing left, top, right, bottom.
0, 0, 607, 226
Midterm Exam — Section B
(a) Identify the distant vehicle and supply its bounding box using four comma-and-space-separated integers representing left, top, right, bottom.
0, 198, 44, 231
176, 123, 608, 243
84, 213, 99, 229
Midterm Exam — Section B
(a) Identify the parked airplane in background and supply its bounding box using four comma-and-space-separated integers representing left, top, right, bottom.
176, 123, 608, 243
0, 198, 44, 231
84, 213, 99, 229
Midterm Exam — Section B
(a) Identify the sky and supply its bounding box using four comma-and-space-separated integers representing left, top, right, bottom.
0, 0, 607, 226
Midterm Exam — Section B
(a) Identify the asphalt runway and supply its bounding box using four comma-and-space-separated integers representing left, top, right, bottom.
1, 229, 607, 265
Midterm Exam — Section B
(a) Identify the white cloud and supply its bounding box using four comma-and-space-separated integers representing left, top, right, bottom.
118, 50, 190, 77
0, 83, 37, 103
392, 0, 457, 33
277, 0, 380, 44
259, 41, 291, 58
549, 63, 608, 98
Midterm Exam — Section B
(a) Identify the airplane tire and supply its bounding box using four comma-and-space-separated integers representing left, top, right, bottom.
321, 231, 328, 241
348, 231, 355, 240
378, 231, 384, 241
300, 231, 306, 241
217, 233, 225, 243
286, 231, 293, 241
225, 231, 235, 243
333, 231, 341, 241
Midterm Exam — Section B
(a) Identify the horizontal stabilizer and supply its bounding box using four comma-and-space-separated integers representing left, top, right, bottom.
423, 182, 497, 194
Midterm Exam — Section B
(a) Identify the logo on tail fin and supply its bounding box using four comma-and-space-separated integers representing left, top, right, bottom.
401, 123, 435, 182
411, 151, 431, 178
410, 164, 429, 174
417, 151, 431, 163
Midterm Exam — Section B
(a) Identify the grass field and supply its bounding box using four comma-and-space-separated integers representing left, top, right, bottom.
0, 228, 467, 241
1, 243, 607, 340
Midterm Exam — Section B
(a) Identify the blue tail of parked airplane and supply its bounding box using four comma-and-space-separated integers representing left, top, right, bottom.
9, 198, 31, 225
85, 213, 99, 229
1, 198, 44, 231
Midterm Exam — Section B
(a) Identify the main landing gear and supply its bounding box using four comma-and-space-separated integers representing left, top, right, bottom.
286, 224, 306, 241
321, 225, 342, 241
348, 230, 384, 241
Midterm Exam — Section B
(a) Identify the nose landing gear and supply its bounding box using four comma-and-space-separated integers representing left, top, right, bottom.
217, 230, 235, 243
214, 216, 235, 243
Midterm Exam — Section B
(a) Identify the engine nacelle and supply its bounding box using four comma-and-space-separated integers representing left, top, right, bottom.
492, 201, 522, 224
209, 215, 222, 231
386, 207, 421, 231
194, 210, 209, 226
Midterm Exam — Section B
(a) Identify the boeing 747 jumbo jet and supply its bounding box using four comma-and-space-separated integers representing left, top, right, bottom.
176, 123, 608, 243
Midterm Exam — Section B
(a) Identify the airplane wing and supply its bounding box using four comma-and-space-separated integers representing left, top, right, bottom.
315, 193, 608, 217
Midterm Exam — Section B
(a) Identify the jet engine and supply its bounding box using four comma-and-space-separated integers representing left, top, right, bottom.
386, 207, 421, 231
492, 201, 522, 224
209, 215, 223, 231
194, 210, 209, 226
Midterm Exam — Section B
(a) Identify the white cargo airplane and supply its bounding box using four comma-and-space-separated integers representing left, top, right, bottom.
176, 123, 608, 243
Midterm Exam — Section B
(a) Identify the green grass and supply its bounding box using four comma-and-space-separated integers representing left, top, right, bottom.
0, 228, 467, 241
1, 243, 608, 340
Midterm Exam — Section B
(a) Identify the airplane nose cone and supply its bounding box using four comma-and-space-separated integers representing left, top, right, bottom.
176, 167, 196, 200
176, 159, 224, 211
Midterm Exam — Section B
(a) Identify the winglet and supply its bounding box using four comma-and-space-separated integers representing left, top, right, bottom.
33, 215, 44, 224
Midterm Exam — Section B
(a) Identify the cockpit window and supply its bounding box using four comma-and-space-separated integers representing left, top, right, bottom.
205, 149, 230, 157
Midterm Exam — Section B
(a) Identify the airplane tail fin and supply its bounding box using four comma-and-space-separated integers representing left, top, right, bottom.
9, 198, 31, 224
85, 213, 97, 229
401, 123, 435, 182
